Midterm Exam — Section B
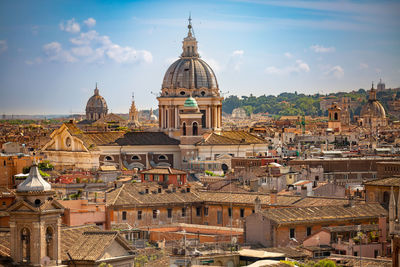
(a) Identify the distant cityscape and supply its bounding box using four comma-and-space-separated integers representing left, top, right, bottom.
1, 2, 400, 267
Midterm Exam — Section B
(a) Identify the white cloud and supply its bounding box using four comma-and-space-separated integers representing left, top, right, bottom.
84, 18, 96, 28
59, 18, 80, 33
229, 50, 244, 71
71, 46, 93, 57
43, 42, 77, 63
44, 20, 153, 64
310, 44, 335, 53
232, 50, 244, 56
325, 65, 344, 78
359, 63, 368, 69
0, 40, 7, 54
106, 44, 152, 63
265, 59, 310, 75
284, 52, 293, 58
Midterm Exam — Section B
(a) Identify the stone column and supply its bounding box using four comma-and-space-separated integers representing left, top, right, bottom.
213, 106, 218, 129
207, 106, 211, 129
218, 106, 222, 128
158, 106, 162, 128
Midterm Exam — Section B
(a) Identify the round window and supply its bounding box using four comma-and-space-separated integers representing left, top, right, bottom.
180, 91, 186, 96
201, 91, 206, 96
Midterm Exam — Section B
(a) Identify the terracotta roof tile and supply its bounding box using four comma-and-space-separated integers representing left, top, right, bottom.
364, 176, 400, 186
261, 203, 387, 225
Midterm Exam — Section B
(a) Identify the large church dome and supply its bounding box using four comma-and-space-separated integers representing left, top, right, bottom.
161, 18, 219, 94
162, 58, 218, 90
360, 86, 386, 119
86, 85, 108, 121
361, 100, 386, 119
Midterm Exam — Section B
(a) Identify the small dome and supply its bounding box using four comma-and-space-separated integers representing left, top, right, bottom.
184, 96, 198, 107
17, 163, 51, 192
86, 85, 108, 121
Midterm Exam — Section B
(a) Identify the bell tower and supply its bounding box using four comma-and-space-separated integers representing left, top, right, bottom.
8, 163, 64, 266
328, 102, 342, 133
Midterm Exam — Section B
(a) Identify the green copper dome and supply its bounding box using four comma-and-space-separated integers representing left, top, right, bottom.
184, 96, 198, 107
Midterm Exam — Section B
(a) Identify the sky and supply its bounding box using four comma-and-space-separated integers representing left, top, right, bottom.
0, 0, 399, 115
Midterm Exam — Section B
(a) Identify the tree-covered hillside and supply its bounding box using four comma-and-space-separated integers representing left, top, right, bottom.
222, 88, 398, 117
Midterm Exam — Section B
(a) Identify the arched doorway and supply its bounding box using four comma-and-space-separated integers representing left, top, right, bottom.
192, 122, 198, 136
21, 228, 31, 263
46, 227, 54, 259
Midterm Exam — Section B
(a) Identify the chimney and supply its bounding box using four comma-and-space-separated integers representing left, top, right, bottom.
348, 195, 355, 207
270, 189, 277, 205
254, 196, 261, 213
301, 186, 307, 197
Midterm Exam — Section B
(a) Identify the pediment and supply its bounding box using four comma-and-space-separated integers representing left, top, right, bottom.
7, 200, 36, 212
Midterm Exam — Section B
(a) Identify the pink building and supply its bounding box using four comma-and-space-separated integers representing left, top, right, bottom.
59, 199, 106, 228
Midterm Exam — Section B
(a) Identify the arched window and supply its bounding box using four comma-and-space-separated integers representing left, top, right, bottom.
193, 122, 198, 136
105, 156, 113, 161
46, 227, 54, 259
131, 155, 141, 160
334, 112, 338, 120
21, 228, 30, 263
158, 155, 168, 161
182, 122, 186, 136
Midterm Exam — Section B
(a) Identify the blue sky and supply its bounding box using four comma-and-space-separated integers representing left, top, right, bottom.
0, 0, 399, 114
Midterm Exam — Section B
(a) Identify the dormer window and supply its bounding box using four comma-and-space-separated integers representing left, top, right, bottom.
131, 155, 141, 161
105, 156, 113, 161
158, 155, 168, 160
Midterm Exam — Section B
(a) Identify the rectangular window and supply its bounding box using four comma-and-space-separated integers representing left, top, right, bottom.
307, 227, 312, 236
122, 211, 127, 221
217, 211, 222, 224
153, 209, 158, 219
154, 174, 159, 182
167, 208, 172, 218
289, 228, 295, 239
182, 207, 186, 217
228, 207, 232, 217
240, 208, 245, 218
204, 207, 209, 216
137, 210, 142, 220
164, 174, 169, 182
177, 175, 181, 185
144, 174, 150, 181
196, 207, 201, 216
